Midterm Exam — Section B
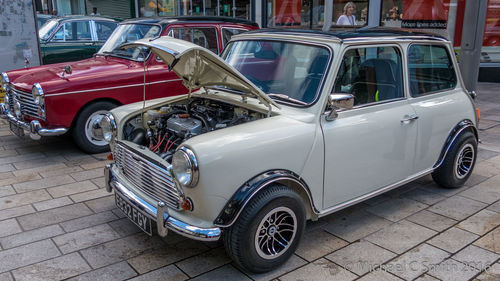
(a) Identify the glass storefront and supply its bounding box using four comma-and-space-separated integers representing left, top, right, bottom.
481, 0, 500, 63
139, 0, 250, 19
265, 0, 321, 28
332, 0, 369, 27
379, 0, 457, 40
265, 0, 369, 29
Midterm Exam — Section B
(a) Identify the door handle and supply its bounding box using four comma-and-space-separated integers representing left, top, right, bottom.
401, 114, 419, 124
84, 42, 94, 46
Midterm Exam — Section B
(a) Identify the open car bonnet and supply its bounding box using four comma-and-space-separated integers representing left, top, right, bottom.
123, 37, 279, 111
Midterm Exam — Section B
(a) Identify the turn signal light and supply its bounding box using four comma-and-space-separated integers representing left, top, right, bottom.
476, 108, 480, 121
106, 153, 113, 161
181, 198, 193, 211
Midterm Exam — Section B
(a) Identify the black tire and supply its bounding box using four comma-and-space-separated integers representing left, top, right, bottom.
72, 101, 117, 154
432, 131, 477, 188
223, 184, 306, 273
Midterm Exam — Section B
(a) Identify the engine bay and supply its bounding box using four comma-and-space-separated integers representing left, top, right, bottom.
123, 98, 265, 162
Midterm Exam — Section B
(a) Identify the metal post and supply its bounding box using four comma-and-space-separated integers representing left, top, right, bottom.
217, 0, 220, 16
367, 0, 381, 27
255, 0, 262, 27
322, 0, 333, 31
459, 0, 488, 92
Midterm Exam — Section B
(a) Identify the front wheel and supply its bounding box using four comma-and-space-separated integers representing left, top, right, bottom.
223, 184, 305, 273
432, 131, 477, 188
72, 101, 117, 154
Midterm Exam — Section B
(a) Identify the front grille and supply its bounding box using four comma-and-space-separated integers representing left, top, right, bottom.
7, 87, 39, 118
114, 142, 183, 210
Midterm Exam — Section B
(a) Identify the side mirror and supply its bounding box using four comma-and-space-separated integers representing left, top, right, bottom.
326, 93, 354, 121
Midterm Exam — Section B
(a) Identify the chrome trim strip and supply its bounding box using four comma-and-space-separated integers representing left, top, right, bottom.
105, 164, 221, 241
44, 78, 182, 97
318, 168, 434, 218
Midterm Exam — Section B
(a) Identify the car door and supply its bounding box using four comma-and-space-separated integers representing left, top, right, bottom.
406, 43, 466, 173
41, 20, 96, 64
321, 45, 418, 209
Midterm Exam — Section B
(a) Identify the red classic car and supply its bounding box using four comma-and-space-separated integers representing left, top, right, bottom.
0, 16, 258, 153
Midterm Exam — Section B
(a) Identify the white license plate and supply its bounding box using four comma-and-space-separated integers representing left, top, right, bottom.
115, 193, 152, 236
9, 121, 24, 137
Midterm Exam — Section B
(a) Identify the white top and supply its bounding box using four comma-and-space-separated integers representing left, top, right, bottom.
336, 15, 356, 26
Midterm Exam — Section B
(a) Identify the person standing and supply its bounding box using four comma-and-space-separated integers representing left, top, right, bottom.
91, 7, 100, 16
336, 2, 356, 26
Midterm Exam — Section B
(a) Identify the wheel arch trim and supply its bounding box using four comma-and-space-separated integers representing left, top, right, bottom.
434, 119, 478, 169
214, 169, 319, 228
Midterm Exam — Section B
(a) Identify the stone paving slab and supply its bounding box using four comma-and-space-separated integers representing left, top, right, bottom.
365, 220, 437, 254
0, 82, 498, 281
280, 258, 357, 281
11, 252, 91, 281
428, 227, 480, 254
65, 261, 137, 281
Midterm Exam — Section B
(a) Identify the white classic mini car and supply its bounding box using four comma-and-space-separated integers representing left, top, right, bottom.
101, 28, 479, 272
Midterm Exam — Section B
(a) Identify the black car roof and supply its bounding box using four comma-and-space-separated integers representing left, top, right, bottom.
243, 27, 447, 41
119, 16, 258, 27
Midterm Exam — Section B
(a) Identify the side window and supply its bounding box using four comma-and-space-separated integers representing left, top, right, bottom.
222, 28, 247, 47
408, 45, 457, 97
169, 27, 219, 53
95, 21, 117, 41
334, 46, 404, 106
53, 21, 92, 41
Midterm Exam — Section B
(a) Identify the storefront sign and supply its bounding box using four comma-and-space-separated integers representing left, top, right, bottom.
401, 20, 447, 29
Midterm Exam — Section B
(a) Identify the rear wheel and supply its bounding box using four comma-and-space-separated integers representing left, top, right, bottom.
72, 101, 117, 154
223, 184, 305, 273
432, 131, 477, 188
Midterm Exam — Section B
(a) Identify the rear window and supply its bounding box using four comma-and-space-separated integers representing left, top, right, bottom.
168, 27, 219, 54
408, 44, 457, 97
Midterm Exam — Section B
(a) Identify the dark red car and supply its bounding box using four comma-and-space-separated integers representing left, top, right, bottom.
0, 16, 258, 153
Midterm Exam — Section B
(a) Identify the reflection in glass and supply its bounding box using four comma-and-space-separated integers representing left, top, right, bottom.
223, 40, 330, 105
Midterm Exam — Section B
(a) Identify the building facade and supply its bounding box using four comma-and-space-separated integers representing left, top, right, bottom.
33, 0, 500, 80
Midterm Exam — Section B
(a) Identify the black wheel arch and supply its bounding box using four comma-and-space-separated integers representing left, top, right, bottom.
434, 119, 478, 169
214, 169, 319, 227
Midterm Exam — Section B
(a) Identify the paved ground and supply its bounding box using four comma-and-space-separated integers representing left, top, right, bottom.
0, 83, 499, 281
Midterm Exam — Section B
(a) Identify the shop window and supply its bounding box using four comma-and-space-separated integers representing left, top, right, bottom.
380, 0, 455, 40
481, 0, 500, 63
408, 44, 457, 97
332, 0, 369, 27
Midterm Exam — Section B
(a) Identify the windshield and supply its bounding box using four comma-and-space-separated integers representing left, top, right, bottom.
39, 19, 58, 41
98, 24, 162, 61
223, 40, 330, 105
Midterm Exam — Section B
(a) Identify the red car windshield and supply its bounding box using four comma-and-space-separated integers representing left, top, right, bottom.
98, 23, 161, 61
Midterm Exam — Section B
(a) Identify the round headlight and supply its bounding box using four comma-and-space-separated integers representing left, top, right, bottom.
99, 113, 117, 143
171, 147, 199, 187
32, 83, 44, 106
13, 99, 22, 119
1, 72, 9, 91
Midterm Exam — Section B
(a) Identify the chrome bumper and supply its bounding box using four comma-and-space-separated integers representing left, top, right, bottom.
0, 103, 68, 138
104, 163, 221, 242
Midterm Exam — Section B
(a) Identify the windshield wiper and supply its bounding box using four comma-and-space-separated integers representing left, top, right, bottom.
267, 93, 308, 105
